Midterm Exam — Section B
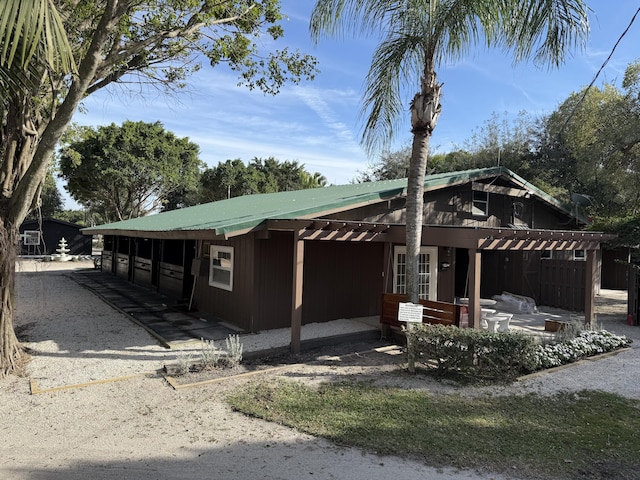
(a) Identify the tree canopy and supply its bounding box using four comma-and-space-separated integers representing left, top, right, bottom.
59, 121, 203, 222
198, 157, 326, 203
0, 0, 318, 375
2, 0, 318, 230
537, 77, 640, 219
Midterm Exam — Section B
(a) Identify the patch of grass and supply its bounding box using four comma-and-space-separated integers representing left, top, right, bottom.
227, 382, 640, 479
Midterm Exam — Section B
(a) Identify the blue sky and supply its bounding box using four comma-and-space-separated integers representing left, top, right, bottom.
66, 1, 640, 207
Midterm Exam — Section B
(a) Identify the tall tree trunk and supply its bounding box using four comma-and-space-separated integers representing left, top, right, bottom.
0, 218, 23, 376
405, 69, 441, 373
406, 130, 430, 304
0, 1, 119, 376
406, 70, 442, 304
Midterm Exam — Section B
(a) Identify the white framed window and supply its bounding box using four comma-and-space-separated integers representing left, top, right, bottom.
393, 246, 438, 300
209, 245, 234, 291
472, 190, 489, 216
22, 230, 41, 245
573, 249, 586, 261
541, 250, 553, 260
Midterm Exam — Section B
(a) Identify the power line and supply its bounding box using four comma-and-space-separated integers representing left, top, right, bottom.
559, 7, 640, 135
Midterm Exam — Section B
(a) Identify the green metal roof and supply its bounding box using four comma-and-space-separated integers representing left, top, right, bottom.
82, 166, 579, 238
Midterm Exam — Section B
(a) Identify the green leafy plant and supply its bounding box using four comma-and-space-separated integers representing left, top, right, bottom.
553, 317, 585, 344
200, 338, 222, 369
406, 324, 538, 380
533, 330, 631, 369
406, 323, 632, 379
225, 334, 243, 366
175, 352, 193, 375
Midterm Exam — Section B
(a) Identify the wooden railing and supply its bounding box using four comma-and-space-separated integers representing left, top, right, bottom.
380, 293, 461, 328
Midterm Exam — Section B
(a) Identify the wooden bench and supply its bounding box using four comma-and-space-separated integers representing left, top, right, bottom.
380, 293, 461, 330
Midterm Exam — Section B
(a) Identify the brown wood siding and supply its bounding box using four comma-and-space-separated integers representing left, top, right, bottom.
254, 231, 294, 330
322, 197, 406, 224
156, 239, 196, 301
480, 251, 512, 298
540, 259, 586, 311
322, 182, 578, 231
479, 251, 541, 302
193, 235, 255, 331
302, 241, 384, 324
522, 252, 541, 301
101, 251, 113, 273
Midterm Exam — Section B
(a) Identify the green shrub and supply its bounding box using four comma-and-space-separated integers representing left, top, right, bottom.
406, 324, 632, 381
406, 324, 538, 380
200, 338, 222, 369
533, 330, 631, 369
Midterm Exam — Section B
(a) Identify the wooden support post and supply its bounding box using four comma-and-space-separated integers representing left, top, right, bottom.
584, 249, 596, 326
468, 249, 482, 329
290, 231, 304, 354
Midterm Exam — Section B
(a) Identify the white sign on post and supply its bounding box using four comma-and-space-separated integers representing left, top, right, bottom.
397, 302, 424, 323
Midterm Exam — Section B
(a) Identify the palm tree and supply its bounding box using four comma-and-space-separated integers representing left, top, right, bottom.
0, 0, 75, 93
310, 0, 589, 306
300, 171, 328, 189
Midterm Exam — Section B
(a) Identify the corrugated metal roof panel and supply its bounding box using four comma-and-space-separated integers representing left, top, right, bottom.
82, 167, 580, 237
83, 177, 409, 236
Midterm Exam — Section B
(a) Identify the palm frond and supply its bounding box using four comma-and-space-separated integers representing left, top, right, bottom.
311, 0, 589, 150
310, 0, 401, 40
495, 0, 589, 67
361, 34, 424, 153
0, 0, 76, 72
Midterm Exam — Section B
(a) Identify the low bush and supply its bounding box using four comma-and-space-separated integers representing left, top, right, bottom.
225, 334, 243, 366
406, 323, 632, 380
169, 335, 245, 376
533, 330, 631, 369
406, 324, 537, 380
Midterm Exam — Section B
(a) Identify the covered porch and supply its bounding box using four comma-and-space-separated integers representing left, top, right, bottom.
268, 219, 614, 353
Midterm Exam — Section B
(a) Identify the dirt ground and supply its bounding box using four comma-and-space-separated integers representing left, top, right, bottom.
1, 260, 637, 480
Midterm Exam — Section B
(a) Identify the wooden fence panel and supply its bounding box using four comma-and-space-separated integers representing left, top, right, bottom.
539, 260, 585, 311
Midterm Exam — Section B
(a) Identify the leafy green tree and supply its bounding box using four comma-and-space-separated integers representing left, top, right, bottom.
536, 71, 640, 219
355, 146, 411, 182
198, 157, 326, 203
460, 111, 538, 172
199, 159, 261, 203
0, 0, 317, 375
59, 121, 203, 222
356, 146, 481, 182
311, 0, 589, 319
428, 150, 474, 174
55, 210, 88, 226
300, 171, 327, 189
246, 157, 313, 192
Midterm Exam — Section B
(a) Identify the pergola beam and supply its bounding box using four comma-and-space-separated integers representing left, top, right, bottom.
267, 219, 614, 250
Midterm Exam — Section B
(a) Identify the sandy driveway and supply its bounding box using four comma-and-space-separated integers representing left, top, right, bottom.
1, 260, 638, 480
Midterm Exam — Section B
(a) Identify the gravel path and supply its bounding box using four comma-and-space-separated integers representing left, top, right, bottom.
1, 260, 638, 480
